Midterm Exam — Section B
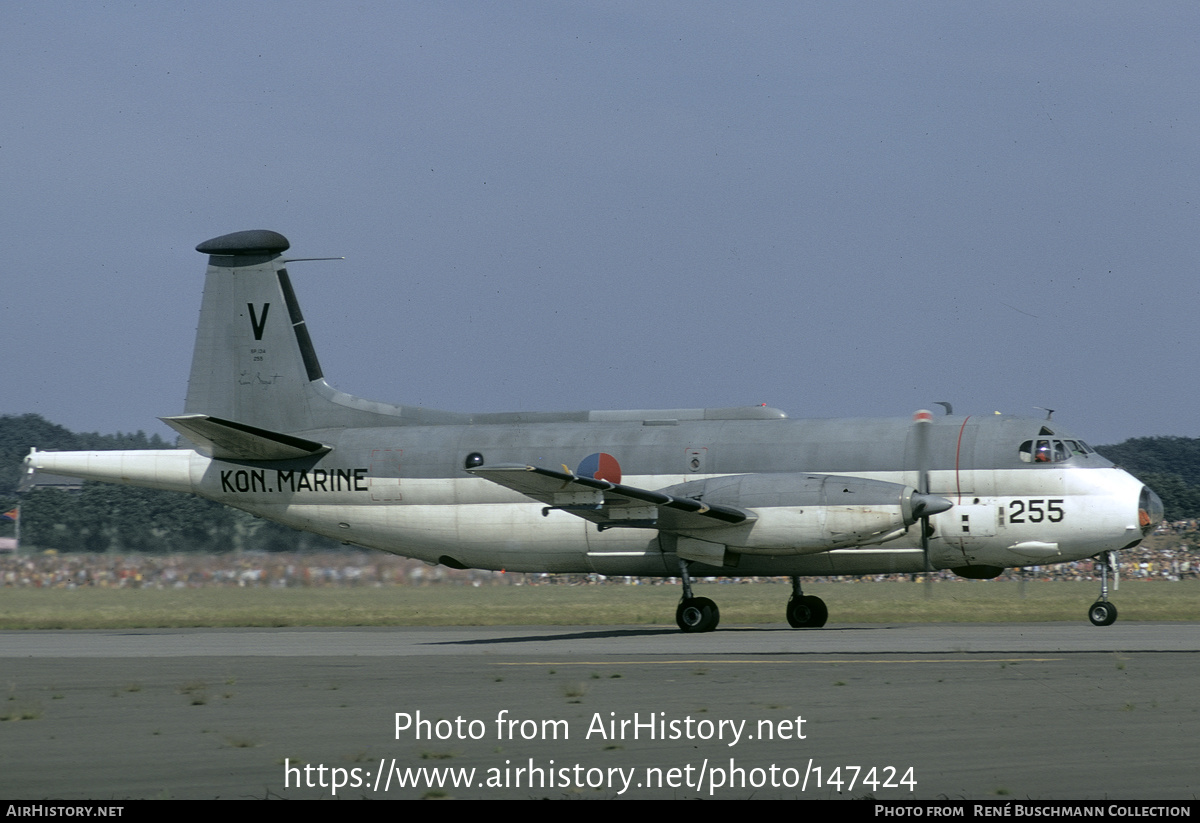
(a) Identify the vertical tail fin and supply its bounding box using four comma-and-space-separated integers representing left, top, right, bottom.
184, 230, 329, 433
179, 230, 461, 437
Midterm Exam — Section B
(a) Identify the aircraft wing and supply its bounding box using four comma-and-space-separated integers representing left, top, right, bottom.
468, 464, 752, 532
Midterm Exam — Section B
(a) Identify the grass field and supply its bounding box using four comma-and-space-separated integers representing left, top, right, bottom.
0, 579, 1196, 629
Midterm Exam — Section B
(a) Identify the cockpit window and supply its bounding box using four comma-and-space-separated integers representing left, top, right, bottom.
1065, 440, 1091, 457
1037, 440, 1053, 462
1019, 439, 1088, 464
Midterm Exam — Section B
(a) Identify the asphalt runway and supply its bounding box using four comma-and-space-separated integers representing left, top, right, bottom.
2, 623, 1197, 800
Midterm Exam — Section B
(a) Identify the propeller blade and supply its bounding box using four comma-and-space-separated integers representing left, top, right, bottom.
913, 410, 935, 597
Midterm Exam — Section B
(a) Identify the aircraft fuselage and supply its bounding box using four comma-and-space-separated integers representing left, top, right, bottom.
33, 413, 1149, 578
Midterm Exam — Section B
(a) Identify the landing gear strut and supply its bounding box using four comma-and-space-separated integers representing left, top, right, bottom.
786, 576, 828, 628
1088, 550, 1119, 627
675, 558, 720, 633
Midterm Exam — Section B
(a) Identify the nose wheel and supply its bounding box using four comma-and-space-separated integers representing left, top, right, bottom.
1088, 550, 1119, 626
1088, 600, 1118, 627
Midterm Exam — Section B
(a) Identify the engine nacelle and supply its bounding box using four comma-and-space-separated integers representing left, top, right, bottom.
663, 473, 949, 555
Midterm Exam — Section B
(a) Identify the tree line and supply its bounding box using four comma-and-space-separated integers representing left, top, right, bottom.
2, 413, 1197, 553
1087, 437, 1200, 523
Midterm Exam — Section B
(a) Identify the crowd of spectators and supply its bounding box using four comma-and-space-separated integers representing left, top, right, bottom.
0, 551, 501, 589
2, 533, 1197, 589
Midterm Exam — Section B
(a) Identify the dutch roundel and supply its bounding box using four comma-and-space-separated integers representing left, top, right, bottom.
576, 452, 621, 484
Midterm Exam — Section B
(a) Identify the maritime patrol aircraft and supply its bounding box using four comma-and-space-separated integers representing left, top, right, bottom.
25, 230, 1163, 632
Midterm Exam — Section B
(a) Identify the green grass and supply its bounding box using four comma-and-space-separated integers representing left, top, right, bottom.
0, 580, 1196, 629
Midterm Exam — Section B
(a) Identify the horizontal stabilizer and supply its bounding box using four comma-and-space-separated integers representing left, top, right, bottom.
469, 464, 751, 531
160, 414, 331, 461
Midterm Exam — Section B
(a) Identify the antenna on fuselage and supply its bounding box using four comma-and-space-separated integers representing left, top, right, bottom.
934, 401, 952, 416
1035, 407, 1055, 421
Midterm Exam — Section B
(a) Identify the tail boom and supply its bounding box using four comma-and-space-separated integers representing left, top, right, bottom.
25, 449, 202, 495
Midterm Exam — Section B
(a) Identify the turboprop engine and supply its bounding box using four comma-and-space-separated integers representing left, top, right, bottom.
661, 473, 952, 555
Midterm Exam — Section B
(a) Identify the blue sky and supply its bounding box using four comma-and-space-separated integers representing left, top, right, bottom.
3, 2, 1197, 444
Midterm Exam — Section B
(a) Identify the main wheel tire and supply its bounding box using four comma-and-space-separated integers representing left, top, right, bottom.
676, 596, 720, 633
786, 597, 811, 628
1088, 601, 1118, 626
786, 595, 829, 628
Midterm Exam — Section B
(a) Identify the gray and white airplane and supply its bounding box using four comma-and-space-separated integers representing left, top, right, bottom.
25, 230, 1163, 631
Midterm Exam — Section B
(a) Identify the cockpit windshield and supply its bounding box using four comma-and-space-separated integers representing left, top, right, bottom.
1018, 439, 1093, 464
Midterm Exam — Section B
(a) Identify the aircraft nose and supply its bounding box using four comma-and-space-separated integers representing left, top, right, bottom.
1138, 485, 1164, 536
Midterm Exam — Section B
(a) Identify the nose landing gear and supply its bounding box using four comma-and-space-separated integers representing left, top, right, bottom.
1088, 550, 1119, 626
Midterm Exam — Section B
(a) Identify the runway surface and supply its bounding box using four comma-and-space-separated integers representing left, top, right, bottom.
2, 622, 1197, 800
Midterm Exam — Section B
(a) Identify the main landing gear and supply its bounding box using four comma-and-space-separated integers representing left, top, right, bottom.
1088, 550, 1119, 627
673, 562, 830, 633
675, 559, 720, 633
787, 576, 828, 628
